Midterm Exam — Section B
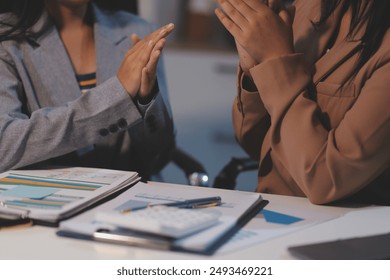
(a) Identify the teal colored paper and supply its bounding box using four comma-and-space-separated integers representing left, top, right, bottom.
0, 186, 58, 199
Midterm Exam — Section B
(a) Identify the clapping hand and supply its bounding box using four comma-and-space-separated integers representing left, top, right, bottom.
215, 0, 295, 74
117, 23, 175, 100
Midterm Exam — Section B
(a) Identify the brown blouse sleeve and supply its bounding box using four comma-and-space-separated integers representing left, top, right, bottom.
233, 67, 270, 161
249, 53, 390, 204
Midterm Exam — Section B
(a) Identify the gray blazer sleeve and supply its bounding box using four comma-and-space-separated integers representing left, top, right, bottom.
0, 6, 176, 175
0, 44, 143, 172
126, 53, 176, 175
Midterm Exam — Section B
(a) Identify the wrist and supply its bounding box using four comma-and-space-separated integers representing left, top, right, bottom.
138, 81, 159, 105
117, 74, 138, 98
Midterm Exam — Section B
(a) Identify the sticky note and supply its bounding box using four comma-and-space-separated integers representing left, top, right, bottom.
0, 186, 58, 199
260, 209, 304, 225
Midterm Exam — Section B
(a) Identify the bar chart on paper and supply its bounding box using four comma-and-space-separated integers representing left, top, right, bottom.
0, 167, 140, 224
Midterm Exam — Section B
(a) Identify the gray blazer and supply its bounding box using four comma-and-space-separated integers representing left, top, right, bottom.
0, 5, 175, 176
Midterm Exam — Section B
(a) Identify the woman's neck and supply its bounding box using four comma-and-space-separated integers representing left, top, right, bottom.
45, 2, 90, 31
45, 1, 96, 75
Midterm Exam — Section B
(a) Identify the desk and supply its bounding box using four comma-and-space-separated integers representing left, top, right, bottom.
1, 185, 389, 260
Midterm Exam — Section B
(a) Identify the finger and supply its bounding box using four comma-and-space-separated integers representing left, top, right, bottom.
132, 23, 174, 55
131, 33, 141, 46
215, 8, 243, 37
146, 49, 161, 74
139, 67, 149, 98
128, 23, 173, 58
129, 38, 158, 71
241, 0, 268, 11
279, 8, 294, 27
152, 38, 166, 53
216, 0, 249, 26
145, 23, 175, 46
140, 49, 161, 97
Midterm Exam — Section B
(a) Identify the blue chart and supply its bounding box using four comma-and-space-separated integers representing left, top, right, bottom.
0, 174, 103, 210
260, 209, 304, 225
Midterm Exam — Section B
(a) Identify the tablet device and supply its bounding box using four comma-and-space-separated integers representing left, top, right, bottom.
288, 233, 390, 260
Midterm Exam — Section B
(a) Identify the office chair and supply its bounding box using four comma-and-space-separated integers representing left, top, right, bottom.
170, 147, 209, 187
99, 0, 209, 187
213, 157, 258, 190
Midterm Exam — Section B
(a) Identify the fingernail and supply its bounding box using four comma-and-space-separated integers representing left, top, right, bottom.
148, 40, 153, 46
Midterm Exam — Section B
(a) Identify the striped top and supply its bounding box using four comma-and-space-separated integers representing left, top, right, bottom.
76, 72, 97, 94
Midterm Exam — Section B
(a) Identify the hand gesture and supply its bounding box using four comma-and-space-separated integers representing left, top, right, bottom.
131, 33, 162, 103
117, 23, 175, 98
215, 0, 295, 65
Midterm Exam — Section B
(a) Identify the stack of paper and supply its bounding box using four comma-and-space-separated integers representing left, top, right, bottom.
58, 182, 268, 255
0, 167, 140, 225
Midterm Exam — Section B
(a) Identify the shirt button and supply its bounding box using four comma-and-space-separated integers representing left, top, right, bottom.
99, 128, 109, 136
109, 124, 119, 133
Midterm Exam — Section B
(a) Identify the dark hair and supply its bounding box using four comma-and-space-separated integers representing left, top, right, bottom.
0, 1, 45, 42
0, 0, 138, 42
318, 0, 390, 77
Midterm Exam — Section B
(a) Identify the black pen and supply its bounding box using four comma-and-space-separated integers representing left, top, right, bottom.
120, 196, 222, 213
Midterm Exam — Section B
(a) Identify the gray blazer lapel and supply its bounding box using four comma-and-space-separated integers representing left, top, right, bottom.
93, 5, 129, 85
25, 15, 82, 107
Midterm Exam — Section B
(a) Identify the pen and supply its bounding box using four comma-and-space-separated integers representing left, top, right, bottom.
120, 196, 222, 213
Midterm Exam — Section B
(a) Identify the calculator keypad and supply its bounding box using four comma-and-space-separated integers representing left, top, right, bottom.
95, 206, 221, 238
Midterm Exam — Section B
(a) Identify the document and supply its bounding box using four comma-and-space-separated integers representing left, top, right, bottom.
0, 167, 140, 225
58, 181, 268, 255
216, 198, 343, 254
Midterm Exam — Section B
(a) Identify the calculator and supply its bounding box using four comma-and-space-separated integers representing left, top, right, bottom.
94, 206, 221, 239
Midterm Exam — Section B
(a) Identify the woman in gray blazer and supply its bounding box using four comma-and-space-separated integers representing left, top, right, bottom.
0, 0, 176, 178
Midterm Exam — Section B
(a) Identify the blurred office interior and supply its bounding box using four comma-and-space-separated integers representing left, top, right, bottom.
139, 0, 286, 191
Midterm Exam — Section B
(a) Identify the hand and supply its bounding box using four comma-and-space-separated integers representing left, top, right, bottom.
131, 33, 163, 102
215, 0, 295, 65
235, 0, 290, 83
236, 40, 256, 77
117, 23, 175, 98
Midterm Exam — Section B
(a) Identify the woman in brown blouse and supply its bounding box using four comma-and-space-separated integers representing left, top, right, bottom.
215, 0, 390, 205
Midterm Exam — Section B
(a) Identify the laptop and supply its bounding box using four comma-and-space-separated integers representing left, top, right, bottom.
288, 233, 390, 260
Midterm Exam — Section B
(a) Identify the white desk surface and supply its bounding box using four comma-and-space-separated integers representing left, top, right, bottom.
1, 182, 390, 260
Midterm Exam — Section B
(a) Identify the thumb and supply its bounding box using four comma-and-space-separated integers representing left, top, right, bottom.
279, 5, 295, 27
131, 33, 141, 46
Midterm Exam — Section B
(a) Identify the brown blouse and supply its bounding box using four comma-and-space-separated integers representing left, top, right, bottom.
233, 0, 390, 205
